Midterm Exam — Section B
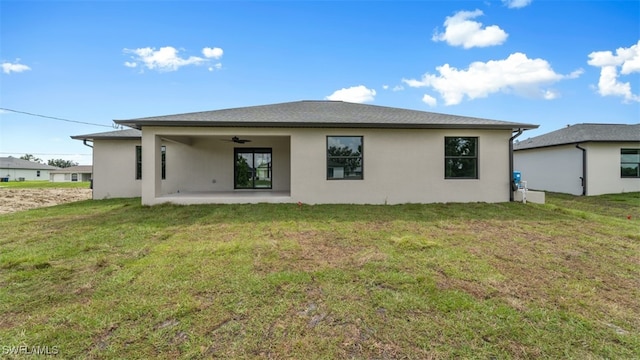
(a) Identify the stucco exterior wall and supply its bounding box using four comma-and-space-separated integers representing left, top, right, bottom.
92, 139, 142, 199
97, 127, 514, 205
0, 168, 50, 181
514, 142, 640, 196
584, 142, 640, 195
290, 128, 511, 204
514, 145, 583, 195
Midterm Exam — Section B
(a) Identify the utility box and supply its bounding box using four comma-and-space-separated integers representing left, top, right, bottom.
513, 171, 522, 188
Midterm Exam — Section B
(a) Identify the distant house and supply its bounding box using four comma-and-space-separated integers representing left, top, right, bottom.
0, 156, 58, 181
514, 123, 640, 196
72, 100, 537, 205
49, 165, 93, 182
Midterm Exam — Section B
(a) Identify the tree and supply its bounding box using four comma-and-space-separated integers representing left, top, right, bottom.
48, 159, 79, 168
235, 156, 251, 187
20, 154, 43, 163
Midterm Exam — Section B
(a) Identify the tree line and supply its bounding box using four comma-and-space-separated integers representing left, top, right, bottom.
19, 154, 78, 168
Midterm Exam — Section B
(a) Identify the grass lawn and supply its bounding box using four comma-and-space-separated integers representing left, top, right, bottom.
0, 193, 638, 359
0, 180, 91, 189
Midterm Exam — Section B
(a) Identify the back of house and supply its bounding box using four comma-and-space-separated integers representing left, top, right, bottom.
73, 101, 538, 205
514, 123, 640, 196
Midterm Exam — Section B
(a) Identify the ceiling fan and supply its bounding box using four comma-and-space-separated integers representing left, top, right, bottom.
221, 136, 251, 144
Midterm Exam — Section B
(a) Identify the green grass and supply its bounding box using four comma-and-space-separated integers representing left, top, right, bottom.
0, 180, 91, 189
0, 193, 638, 359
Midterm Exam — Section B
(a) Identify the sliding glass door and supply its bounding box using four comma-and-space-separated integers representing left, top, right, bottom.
234, 148, 272, 189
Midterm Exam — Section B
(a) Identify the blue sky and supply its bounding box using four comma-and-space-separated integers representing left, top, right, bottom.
1, 0, 638, 165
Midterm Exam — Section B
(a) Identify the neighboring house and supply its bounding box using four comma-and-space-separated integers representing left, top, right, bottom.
72, 100, 537, 205
514, 123, 640, 196
0, 156, 58, 181
49, 165, 93, 182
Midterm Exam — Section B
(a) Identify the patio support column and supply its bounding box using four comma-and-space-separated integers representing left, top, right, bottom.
141, 133, 162, 205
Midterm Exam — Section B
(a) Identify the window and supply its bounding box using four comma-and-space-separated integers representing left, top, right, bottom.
327, 136, 363, 180
234, 148, 272, 189
136, 145, 166, 180
136, 146, 142, 180
445, 137, 478, 179
621, 149, 640, 178
71, 173, 78, 182
37, 170, 41, 177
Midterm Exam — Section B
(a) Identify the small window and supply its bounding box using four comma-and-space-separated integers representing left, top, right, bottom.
161, 146, 166, 180
136, 145, 166, 180
621, 149, 640, 178
37, 170, 41, 177
327, 136, 363, 180
136, 146, 142, 180
445, 137, 478, 179
71, 173, 78, 182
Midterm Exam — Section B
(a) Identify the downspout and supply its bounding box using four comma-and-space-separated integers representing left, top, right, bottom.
81, 139, 94, 190
509, 128, 524, 202
575, 143, 586, 196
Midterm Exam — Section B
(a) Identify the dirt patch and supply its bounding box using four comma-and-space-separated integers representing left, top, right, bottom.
0, 188, 93, 214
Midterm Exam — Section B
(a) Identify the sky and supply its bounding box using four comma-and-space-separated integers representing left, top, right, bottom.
1, 0, 639, 166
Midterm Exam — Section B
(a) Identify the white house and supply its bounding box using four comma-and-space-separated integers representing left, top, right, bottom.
72, 101, 537, 205
49, 165, 93, 182
514, 123, 640, 196
0, 157, 58, 181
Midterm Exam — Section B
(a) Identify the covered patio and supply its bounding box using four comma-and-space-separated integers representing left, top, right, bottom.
141, 130, 292, 205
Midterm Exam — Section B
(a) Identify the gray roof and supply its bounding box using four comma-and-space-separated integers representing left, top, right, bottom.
113, 100, 537, 130
50, 165, 93, 174
71, 128, 141, 140
0, 157, 59, 170
515, 123, 640, 150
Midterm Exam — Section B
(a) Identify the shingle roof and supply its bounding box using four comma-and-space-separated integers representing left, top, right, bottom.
50, 165, 93, 174
113, 100, 537, 130
514, 123, 640, 150
71, 128, 141, 140
0, 157, 59, 170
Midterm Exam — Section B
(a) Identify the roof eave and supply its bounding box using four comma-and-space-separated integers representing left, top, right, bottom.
70, 135, 141, 140
113, 120, 538, 131
515, 139, 640, 151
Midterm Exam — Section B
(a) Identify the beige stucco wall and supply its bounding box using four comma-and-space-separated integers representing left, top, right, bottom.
514, 144, 583, 195
514, 142, 640, 196
584, 142, 640, 195
94, 127, 514, 205
290, 128, 511, 204
92, 139, 142, 199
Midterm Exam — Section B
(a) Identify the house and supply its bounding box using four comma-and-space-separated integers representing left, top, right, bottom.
514, 123, 640, 196
49, 165, 93, 182
0, 156, 58, 181
72, 100, 537, 205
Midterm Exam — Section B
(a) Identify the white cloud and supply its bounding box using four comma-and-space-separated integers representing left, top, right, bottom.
325, 85, 376, 103
542, 89, 559, 100
123, 46, 224, 72
432, 9, 508, 49
502, 0, 532, 9
587, 41, 640, 102
422, 94, 437, 107
402, 52, 579, 105
2, 60, 31, 74
382, 85, 404, 91
203, 47, 223, 59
